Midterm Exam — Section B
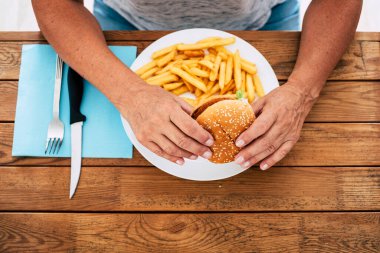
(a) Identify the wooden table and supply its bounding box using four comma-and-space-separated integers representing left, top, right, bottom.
0, 31, 379, 252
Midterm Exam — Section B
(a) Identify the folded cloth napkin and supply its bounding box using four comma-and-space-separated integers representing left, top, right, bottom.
13, 44, 137, 158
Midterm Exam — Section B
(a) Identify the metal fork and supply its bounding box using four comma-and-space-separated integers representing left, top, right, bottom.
45, 55, 65, 154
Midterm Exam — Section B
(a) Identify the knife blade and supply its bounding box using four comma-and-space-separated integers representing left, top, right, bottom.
68, 67, 86, 199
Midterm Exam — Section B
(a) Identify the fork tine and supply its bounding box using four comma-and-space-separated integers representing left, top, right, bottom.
51, 138, 58, 154
45, 138, 52, 154
56, 138, 63, 154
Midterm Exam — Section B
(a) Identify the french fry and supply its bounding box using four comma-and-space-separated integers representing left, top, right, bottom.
146, 71, 171, 81
246, 74, 255, 103
217, 51, 228, 61
206, 84, 220, 97
152, 44, 178, 59
183, 79, 195, 93
206, 80, 215, 91
188, 63, 199, 68
170, 66, 207, 92
241, 70, 246, 92
219, 61, 226, 90
155, 61, 178, 75
172, 85, 189, 95
220, 80, 234, 95
214, 46, 233, 56
140, 67, 159, 80
146, 74, 179, 86
210, 54, 222, 81
234, 50, 242, 90
163, 82, 184, 91
199, 59, 214, 70
208, 53, 216, 62
136, 60, 157, 76
208, 47, 218, 55
197, 36, 222, 43
241, 58, 256, 67
177, 37, 235, 51
184, 50, 205, 57
253, 74, 265, 97
225, 55, 233, 83
182, 59, 200, 65
173, 54, 188, 60
157, 49, 176, 67
194, 88, 202, 97
181, 64, 191, 73
190, 67, 209, 78
241, 61, 257, 75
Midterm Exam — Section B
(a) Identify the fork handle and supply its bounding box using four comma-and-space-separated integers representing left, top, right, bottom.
68, 67, 86, 124
53, 56, 63, 119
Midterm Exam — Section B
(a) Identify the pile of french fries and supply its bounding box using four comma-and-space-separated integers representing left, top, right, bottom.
135, 36, 265, 106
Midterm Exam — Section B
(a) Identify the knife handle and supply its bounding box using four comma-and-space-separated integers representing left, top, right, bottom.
68, 67, 86, 124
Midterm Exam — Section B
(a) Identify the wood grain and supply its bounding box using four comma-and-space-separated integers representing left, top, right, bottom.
0, 31, 379, 41
2, 81, 380, 123
1, 123, 379, 167
0, 39, 379, 81
1, 212, 379, 252
0, 166, 379, 211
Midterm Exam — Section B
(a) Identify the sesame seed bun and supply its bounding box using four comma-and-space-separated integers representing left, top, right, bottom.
191, 95, 255, 163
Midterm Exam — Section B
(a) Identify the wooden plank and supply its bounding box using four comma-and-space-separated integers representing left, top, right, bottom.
0, 43, 20, 80
0, 41, 150, 80
0, 40, 379, 81
0, 166, 379, 211
0, 81, 17, 121
0, 31, 379, 41
305, 81, 380, 122
2, 81, 380, 123
0, 212, 379, 252
1, 123, 379, 167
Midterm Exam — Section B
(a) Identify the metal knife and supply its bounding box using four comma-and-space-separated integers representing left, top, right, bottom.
68, 67, 86, 199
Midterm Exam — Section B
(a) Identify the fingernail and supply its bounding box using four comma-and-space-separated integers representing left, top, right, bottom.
242, 161, 251, 169
205, 138, 214, 146
189, 155, 197, 160
235, 156, 244, 164
176, 159, 184, 165
261, 163, 269, 170
236, 139, 245, 148
202, 151, 212, 159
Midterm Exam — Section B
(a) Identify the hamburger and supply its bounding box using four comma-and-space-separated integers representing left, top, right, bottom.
191, 95, 255, 163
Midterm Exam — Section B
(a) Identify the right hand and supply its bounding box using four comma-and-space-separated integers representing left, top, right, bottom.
119, 83, 214, 165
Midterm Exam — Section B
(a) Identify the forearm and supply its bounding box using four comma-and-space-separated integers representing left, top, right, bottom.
289, 0, 362, 98
32, 0, 143, 106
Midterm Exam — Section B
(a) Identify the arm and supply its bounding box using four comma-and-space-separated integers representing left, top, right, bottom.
32, 0, 214, 164
235, 0, 362, 170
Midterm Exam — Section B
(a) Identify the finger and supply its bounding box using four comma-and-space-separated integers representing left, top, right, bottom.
154, 134, 195, 159
235, 126, 283, 165
170, 110, 214, 147
259, 141, 295, 170
174, 96, 193, 115
164, 123, 212, 159
235, 108, 277, 148
144, 141, 185, 165
251, 97, 265, 115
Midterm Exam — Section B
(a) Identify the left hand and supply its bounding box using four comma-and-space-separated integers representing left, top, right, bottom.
234, 82, 317, 170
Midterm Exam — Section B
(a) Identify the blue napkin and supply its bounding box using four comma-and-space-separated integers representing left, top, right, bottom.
13, 44, 137, 158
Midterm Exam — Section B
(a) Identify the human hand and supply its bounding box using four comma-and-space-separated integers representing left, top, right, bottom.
234, 83, 317, 170
119, 82, 214, 165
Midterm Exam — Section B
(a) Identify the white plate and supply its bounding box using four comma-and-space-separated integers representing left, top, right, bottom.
121, 28, 279, 181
